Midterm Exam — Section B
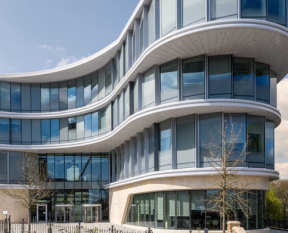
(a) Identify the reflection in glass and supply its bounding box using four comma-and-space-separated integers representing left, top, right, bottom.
155, 192, 164, 228
91, 72, 98, 103
256, 62, 270, 104
161, 0, 176, 36
41, 120, 51, 144
149, 126, 154, 172
241, 0, 266, 20
182, 56, 205, 100
105, 62, 112, 96
21, 83, 31, 112
265, 120, 274, 169
31, 83, 41, 112
159, 120, 171, 171
84, 114, 92, 139
210, 0, 238, 20
50, 82, 59, 111
11, 83, 21, 111
68, 80, 76, 109
65, 155, 74, 182
267, 0, 286, 25
9, 152, 23, 183
160, 60, 178, 104
84, 75, 91, 106
59, 81, 68, 111
233, 58, 254, 100
209, 55, 232, 98
165, 192, 176, 229
41, 83, 50, 112
55, 155, 65, 182
0, 151, 7, 183
99, 109, 106, 136
0, 119, 9, 144
51, 119, 60, 143
76, 77, 84, 108
183, 0, 205, 27
68, 117, 77, 142
92, 112, 99, 138
11, 119, 21, 145
1, 82, 10, 111
92, 154, 101, 181
143, 67, 155, 109
191, 191, 205, 229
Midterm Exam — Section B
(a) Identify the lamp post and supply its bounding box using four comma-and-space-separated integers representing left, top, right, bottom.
3, 211, 8, 233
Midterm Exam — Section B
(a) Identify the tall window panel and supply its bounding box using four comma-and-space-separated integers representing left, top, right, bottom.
98, 68, 105, 100
77, 115, 84, 141
59, 81, 68, 111
124, 87, 130, 119
68, 117, 77, 142
256, 62, 270, 104
270, 71, 277, 107
143, 67, 155, 109
165, 192, 176, 229
176, 115, 195, 169
105, 62, 112, 96
32, 120, 41, 145
113, 59, 118, 88
41, 83, 50, 112
210, 0, 238, 21
208, 55, 232, 98
183, 0, 205, 27
21, 83, 31, 112
119, 92, 124, 124
140, 19, 144, 55
82, 154, 92, 188
119, 46, 125, 80
0, 151, 7, 183
11, 119, 21, 145
84, 114, 92, 140
182, 56, 205, 100
51, 119, 60, 144
233, 58, 254, 100
155, 192, 164, 228
99, 108, 106, 136
159, 119, 171, 171
41, 120, 51, 144
106, 103, 112, 133
76, 77, 84, 108
83, 75, 91, 106
199, 113, 222, 167
112, 99, 118, 129
1, 82, 10, 111
91, 72, 98, 103
60, 118, 68, 143
247, 115, 265, 168
31, 83, 41, 112
141, 132, 145, 175
161, 60, 178, 104
11, 83, 21, 112
161, 0, 176, 37
50, 82, 59, 111
22, 120, 31, 145
148, 0, 155, 46
241, 0, 266, 20
102, 154, 109, 183
224, 113, 246, 165
265, 120, 275, 170
133, 79, 139, 113
55, 154, 65, 183
0, 119, 9, 144
68, 79, 76, 109
267, 0, 286, 25
9, 152, 23, 183
176, 191, 189, 229
92, 111, 99, 138
149, 125, 154, 172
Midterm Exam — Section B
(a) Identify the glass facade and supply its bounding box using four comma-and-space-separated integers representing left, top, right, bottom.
125, 190, 265, 230
161, 0, 176, 37
183, 0, 205, 27
210, 0, 238, 20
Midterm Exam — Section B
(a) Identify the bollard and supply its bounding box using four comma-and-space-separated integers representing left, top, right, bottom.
8, 216, 11, 233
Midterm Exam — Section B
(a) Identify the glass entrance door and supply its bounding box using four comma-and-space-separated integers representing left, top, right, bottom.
37, 204, 47, 223
82, 205, 101, 223
55, 205, 75, 223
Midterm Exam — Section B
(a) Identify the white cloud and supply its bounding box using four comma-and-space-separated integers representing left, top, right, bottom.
43, 59, 53, 69
38, 44, 65, 52
56, 56, 87, 67
276, 163, 288, 179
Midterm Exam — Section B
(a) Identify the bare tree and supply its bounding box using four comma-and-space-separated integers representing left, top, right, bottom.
202, 115, 256, 233
0, 152, 55, 232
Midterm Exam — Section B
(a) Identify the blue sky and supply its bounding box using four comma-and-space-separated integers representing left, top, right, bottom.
0, 0, 139, 73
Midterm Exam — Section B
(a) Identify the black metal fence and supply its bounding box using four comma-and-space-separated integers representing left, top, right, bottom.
266, 219, 288, 230
0, 221, 146, 233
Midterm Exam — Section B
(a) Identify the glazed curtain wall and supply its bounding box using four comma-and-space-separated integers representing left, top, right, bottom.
125, 190, 265, 230
109, 112, 275, 183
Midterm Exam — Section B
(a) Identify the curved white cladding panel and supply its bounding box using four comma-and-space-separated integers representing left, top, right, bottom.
0, 20, 288, 84
0, 99, 280, 153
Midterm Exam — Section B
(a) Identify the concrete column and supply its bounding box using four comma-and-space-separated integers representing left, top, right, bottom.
176, 0, 182, 30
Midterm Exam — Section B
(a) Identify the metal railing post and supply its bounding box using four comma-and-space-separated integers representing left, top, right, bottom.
22, 219, 24, 232
8, 216, 10, 233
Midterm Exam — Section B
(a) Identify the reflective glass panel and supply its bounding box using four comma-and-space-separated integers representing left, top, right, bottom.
11, 83, 21, 111
41, 83, 50, 112
84, 75, 92, 106
161, 0, 176, 36
265, 120, 274, 169
165, 192, 175, 229
0, 119, 10, 144
41, 120, 51, 144
105, 62, 112, 96
31, 83, 41, 112
143, 67, 155, 109
92, 112, 99, 138
176, 191, 190, 229
0, 151, 7, 183
51, 119, 60, 143
256, 62, 270, 104
68, 80, 76, 109
68, 117, 77, 142
241, 0, 266, 20
9, 152, 23, 183
183, 0, 205, 27
76, 77, 84, 108
21, 83, 31, 112
267, 0, 286, 25
11, 119, 21, 145
59, 81, 68, 111
91, 72, 98, 102
159, 119, 171, 171
84, 114, 92, 139
1, 82, 10, 111
65, 155, 74, 182
210, 0, 238, 20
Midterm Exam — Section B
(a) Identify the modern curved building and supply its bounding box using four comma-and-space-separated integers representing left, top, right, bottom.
0, 0, 286, 231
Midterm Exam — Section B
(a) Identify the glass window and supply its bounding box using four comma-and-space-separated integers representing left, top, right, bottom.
0, 151, 7, 183
106, 103, 112, 133
224, 113, 246, 165
199, 113, 222, 167
113, 59, 118, 88
32, 120, 41, 145
92, 111, 99, 138
141, 132, 145, 174
68, 80, 76, 109
41, 83, 50, 112
51, 119, 59, 144
60, 118, 68, 143
176, 115, 195, 169
148, 0, 156, 46
82, 154, 92, 183
91, 72, 98, 103
247, 115, 265, 168
59, 81, 68, 111
11, 119, 21, 145
47, 154, 54, 180
65, 155, 74, 182
155, 192, 164, 228
31, 83, 41, 112
74, 155, 82, 184
149, 126, 154, 173
11, 83, 21, 112
143, 67, 155, 109
21, 83, 31, 112
1, 82, 10, 111
270, 71, 277, 107
84, 114, 92, 139
0, 119, 9, 144
92, 154, 101, 181
209, 55, 232, 98
233, 58, 254, 100
112, 99, 118, 129
241, 0, 266, 20
161, 60, 178, 104
105, 62, 112, 96
119, 92, 124, 124
256, 62, 270, 104
183, 0, 205, 27
41, 120, 51, 144
140, 20, 144, 55
133, 79, 139, 113
124, 87, 130, 119
165, 192, 175, 229
177, 191, 189, 229
210, 0, 238, 20
132, 32, 136, 64
77, 115, 84, 141
102, 154, 109, 181
22, 120, 31, 145
191, 191, 205, 229
68, 117, 77, 142
50, 82, 59, 111
161, 0, 176, 37
266, 120, 274, 170
182, 56, 205, 100
267, 0, 286, 25
9, 152, 23, 183
99, 108, 106, 136
76, 77, 84, 108
159, 119, 171, 171
84, 75, 91, 106
55, 154, 65, 181
98, 68, 105, 100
